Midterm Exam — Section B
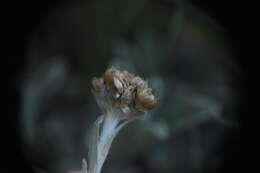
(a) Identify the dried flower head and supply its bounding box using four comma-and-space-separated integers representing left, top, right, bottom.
92, 67, 158, 117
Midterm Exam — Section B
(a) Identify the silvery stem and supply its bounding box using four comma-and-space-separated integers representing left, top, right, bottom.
87, 113, 134, 173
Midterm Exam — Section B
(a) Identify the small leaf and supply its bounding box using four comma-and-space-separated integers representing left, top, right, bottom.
89, 115, 104, 173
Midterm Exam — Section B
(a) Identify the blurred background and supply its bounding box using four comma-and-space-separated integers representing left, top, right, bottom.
6, 0, 246, 173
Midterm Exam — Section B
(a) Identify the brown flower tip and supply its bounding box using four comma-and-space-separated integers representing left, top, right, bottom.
92, 67, 158, 117
92, 77, 104, 90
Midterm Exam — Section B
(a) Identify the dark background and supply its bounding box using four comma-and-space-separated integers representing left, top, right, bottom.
4, 0, 248, 173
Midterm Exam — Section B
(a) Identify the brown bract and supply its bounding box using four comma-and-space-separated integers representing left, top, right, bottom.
92, 67, 158, 117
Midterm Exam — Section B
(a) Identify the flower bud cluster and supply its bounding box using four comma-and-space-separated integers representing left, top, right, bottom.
92, 67, 157, 117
